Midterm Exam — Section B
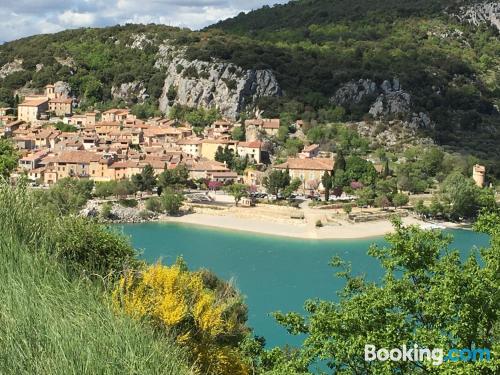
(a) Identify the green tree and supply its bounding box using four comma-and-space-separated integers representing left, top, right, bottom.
269, 217, 500, 374
345, 156, 378, 186
113, 179, 136, 198
94, 181, 118, 198
263, 169, 291, 196
282, 178, 302, 199
321, 171, 333, 201
232, 126, 245, 141
157, 165, 189, 191
356, 187, 375, 208
132, 164, 157, 192
37, 178, 94, 215
374, 194, 390, 210
215, 146, 235, 169
334, 149, 346, 173
224, 183, 248, 206
161, 188, 184, 215
392, 192, 409, 209
145, 197, 163, 213
439, 172, 484, 220
0, 139, 19, 179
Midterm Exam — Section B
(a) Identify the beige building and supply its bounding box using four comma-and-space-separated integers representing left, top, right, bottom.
245, 118, 280, 136
101, 109, 133, 123
237, 141, 262, 164
49, 97, 73, 116
66, 112, 96, 128
201, 139, 237, 161
18, 98, 49, 123
177, 138, 202, 158
49, 151, 101, 180
274, 157, 335, 190
473, 164, 486, 187
186, 160, 231, 180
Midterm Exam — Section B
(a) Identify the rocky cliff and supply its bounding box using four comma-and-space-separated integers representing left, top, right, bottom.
454, 2, 500, 30
111, 81, 148, 104
0, 59, 23, 79
156, 44, 282, 120
331, 78, 434, 130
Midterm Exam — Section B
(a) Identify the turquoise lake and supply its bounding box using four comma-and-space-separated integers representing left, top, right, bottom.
117, 223, 490, 348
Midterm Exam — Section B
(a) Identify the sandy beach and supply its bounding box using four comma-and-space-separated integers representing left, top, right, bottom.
161, 211, 431, 240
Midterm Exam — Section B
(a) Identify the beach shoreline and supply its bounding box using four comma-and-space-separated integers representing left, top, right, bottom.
159, 212, 451, 240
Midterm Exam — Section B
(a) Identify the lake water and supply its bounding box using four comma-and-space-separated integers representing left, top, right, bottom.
117, 223, 490, 348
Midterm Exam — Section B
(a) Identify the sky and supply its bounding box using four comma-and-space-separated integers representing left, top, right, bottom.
0, 0, 289, 43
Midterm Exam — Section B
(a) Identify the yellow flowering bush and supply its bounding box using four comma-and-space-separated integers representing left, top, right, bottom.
113, 260, 250, 375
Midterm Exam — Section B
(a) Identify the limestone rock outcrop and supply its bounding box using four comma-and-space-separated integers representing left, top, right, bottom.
0, 59, 23, 79
454, 2, 500, 31
111, 81, 148, 104
331, 78, 434, 129
330, 79, 378, 106
54, 81, 72, 98
156, 44, 282, 120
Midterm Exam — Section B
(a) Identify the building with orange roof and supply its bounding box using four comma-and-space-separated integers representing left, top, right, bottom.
48, 97, 73, 116
101, 108, 134, 123
237, 141, 262, 164
274, 157, 335, 190
18, 97, 49, 123
177, 138, 202, 158
244, 118, 280, 136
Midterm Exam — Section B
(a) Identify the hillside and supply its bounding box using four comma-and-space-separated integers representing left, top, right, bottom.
0, 185, 190, 374
0, 0, 499, 173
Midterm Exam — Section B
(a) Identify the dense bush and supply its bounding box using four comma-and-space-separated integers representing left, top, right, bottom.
0, 182, 136, 276
113, 261, 250, 375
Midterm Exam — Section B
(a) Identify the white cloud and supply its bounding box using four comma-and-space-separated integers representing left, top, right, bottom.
57, 11, 96, 27
0, 0, 289, 43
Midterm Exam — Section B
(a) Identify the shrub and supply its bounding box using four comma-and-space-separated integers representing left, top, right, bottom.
161, 189, 184, 216
113, 262, 250, 375
315, 220, 323, 228
118, 199, 138, 208
100, 202, 113, 220
343, 203, 353, 214
53, 216, 137, 276
145, 197, 163, 213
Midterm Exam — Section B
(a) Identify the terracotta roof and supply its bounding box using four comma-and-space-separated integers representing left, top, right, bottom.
19, 98, 48, 107
53, 151, 101, 164
238, 141, 262, 148
245, 119, 263, 127
244, 118, 280, 129
96, 121, 121, 127
188, 160, 229, 172
102, 108, 129, 115
20, 150, 49, 161
177, 138, 202, 145
202, 139, 236, 145
274, 158, 334, 171
262, 119, 280, 129
49, 97, 72, 104
209, 171, 238, 178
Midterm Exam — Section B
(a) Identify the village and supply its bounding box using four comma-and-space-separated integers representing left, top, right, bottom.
0, 83, 340, 194
0, 82, 494, 238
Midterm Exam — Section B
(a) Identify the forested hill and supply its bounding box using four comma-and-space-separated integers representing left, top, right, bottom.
205, 0, 500, 170
210, 0, 476, 34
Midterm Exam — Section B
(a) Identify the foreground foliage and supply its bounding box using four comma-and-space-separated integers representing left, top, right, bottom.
259, 216, 500, 374
113, 261, 251, 375
0, 185, 190, 374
